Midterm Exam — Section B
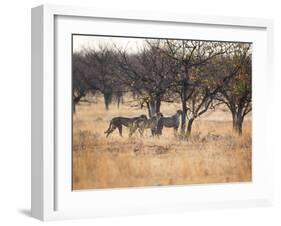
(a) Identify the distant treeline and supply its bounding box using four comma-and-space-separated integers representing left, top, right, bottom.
73, 39, 251, 135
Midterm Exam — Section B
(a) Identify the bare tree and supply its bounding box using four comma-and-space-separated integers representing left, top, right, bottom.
72, 53, 89, 113
82, 45, 120, 110
184, 56, 240, 136
160, 40, 234, 134
116, 40, 176, 117
215, 44, 252, 135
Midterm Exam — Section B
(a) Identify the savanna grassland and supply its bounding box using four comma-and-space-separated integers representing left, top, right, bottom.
72, 97, 252, 190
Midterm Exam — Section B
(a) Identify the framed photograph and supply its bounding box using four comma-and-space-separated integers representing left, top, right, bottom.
31, 4, 274, 221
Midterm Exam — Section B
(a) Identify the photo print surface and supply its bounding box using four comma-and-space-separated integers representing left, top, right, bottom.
72, 35, 252, 190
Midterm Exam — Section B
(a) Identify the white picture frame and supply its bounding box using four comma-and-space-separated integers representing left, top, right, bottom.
31, 4, 274, 221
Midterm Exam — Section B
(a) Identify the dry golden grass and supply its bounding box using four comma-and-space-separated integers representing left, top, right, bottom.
72, 97, 252, 190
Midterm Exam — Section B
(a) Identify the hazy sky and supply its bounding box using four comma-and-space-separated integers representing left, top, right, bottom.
73, 35, 148, 53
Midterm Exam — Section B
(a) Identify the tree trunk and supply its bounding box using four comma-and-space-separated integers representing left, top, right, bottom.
146, 102, 152, 118
237, 120, 243, 135
73, 95, 82, 114
234, 116, 243, 135
116, 93, 123, 109
181, 101, 187, 135
150, 101, 156, 117
231, 111, 244, 135
146, 98, 161, 118
73, 102, 76, 114
180, 78, 188, 134
117, 98, 120, 109
179, 70, 190, 134
156, 98, 161, 114
232, 111, 237, 130
104, 92, 112, 110
186, 118, 194, 137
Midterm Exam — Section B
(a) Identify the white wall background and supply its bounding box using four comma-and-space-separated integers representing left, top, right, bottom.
0, 0, 280, 225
